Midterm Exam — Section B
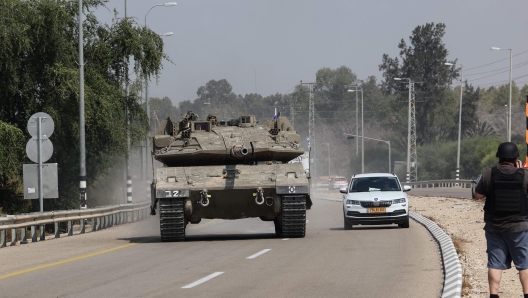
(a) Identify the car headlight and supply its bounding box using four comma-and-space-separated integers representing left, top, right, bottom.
392, 198, 406, 204
346, 199, 360, 205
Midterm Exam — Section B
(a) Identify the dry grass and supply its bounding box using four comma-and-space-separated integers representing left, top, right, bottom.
451, 234, 469, 255
462, 271, 473, 296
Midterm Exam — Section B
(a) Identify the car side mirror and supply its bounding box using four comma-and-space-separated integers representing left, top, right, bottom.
403, 185, 412, 192
339, 187, 348, 194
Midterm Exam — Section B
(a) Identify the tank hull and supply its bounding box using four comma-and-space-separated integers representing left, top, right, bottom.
152, 163, 310, 241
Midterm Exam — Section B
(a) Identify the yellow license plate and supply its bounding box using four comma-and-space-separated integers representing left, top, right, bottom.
368, 207, 386, 213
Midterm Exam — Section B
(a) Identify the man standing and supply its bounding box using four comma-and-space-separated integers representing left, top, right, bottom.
474, 142, 528, 298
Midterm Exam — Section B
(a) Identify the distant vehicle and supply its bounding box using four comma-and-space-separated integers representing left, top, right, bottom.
329, 176, 348, 190
340, 173, 411, 229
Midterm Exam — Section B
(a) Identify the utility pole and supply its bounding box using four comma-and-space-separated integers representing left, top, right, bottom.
410, 82, 417, 182
301, 81, 316, 182
125, 0, 132, 203
394, 77, 417, 182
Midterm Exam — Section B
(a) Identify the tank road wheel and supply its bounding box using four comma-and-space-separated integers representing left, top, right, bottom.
280, 196, 306, 238
159, 198, 186, 242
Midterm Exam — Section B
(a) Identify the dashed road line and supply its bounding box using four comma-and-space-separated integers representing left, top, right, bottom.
282, 238, 289, 241
246, 249, 271, 259
181, 272, 224, 289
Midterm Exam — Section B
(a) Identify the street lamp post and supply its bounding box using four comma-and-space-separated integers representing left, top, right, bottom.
393, 77, 412, 182
491, 47, 513, 142
445, 62, 463, 181
345, 134, 391, 172
143, 2, 177, 202
77, 0, 87, 211
347, 88, 364, 173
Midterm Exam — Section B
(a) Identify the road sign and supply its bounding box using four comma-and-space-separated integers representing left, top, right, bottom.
26, 137, 53, 163
25, 112, 57, 212
23, 163, 58, 199
27, 112, 54, 138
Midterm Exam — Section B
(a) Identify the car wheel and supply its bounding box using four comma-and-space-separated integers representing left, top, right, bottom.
398, 216, 410, 228
344, 218, 352, 230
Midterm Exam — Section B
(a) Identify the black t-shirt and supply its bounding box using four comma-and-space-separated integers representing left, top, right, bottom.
475, 164, 528, 234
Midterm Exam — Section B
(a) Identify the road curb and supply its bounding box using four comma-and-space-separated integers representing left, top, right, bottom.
410, 212, 462, 298
316, 197, 462, 297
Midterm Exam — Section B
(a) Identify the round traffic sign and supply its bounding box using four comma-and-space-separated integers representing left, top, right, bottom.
27, 112, 54, 138
26, 137, 54, 163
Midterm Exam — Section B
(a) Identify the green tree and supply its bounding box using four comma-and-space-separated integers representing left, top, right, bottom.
149, 96, 180, 129
0, 121, 30, 214
0, 0, 167, 212
379, 23, 459, 144
314, 66, 357, 126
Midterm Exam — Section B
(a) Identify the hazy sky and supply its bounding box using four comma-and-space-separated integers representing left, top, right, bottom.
95, 0, 528, 104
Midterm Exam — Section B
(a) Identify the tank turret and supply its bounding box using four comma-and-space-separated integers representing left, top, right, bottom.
152, 112, 303, 166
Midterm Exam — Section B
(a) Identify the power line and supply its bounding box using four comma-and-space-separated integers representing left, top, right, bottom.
467, 63, 528, 82
473, 73, 528, 88
464, 61, 528, 77
464, 49, 528, 72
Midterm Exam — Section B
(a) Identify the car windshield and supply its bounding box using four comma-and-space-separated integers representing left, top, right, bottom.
349, 177, 400, 192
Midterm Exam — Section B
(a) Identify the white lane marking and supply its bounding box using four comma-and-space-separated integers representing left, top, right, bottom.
306, 220, 309, 223
181, 272, 224, 288
282, 238, 289, 240
246, 249, 271, 259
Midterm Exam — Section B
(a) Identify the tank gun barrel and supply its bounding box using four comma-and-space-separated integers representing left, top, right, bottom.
231, 145, 248, 158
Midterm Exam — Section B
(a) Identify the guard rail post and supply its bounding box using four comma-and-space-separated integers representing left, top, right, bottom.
80, 219, 85, 234
96, 217, 102, 231
20, 228, 27, 244
40, 225, 45, 241
11, 228, 18, 244
54, 222, 60, 238
31, 226, 37, 242
68, 220, 73, 236
1, 229, 6, 248
92, 218, 96, 232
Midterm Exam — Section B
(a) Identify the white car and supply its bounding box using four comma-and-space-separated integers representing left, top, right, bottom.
340, 173, 411, 229
331, 176, 348, 190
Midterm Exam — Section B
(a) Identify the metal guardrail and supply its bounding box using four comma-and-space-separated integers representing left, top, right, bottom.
406, 179, 475, 189
0, 201, 150, 248
313, 179, 476, 191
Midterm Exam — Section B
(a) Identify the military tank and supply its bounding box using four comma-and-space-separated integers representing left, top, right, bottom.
150, 111, 312, 241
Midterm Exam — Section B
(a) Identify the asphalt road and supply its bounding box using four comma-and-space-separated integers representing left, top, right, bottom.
0, 197, 443, 298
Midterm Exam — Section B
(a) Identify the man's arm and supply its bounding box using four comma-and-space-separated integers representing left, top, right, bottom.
474, 192, 485, 200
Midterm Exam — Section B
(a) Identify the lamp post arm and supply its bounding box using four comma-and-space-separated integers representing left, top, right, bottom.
344, 133, 386, 143
145, 4, 163, 26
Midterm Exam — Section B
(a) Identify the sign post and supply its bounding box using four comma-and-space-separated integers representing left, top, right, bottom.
25, 112, 57, 213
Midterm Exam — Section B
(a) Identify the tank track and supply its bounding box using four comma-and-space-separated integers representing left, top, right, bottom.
159, 198, 186, 242
280, 195, 306, 238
